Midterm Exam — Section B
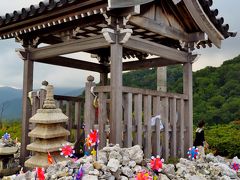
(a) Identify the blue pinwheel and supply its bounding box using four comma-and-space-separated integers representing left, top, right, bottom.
187, 146, 199, 160
2, 133, 10, 141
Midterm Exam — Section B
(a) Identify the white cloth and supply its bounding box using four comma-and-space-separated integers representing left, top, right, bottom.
150, 115, 164, 130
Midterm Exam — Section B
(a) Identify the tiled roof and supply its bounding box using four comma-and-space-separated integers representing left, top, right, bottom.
198, 0, 236, 38
0, 0, 80, 27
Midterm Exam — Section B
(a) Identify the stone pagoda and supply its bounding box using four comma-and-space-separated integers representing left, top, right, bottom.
25, 85, 70, 168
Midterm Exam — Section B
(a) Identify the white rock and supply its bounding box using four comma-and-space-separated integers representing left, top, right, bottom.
133, 165, 142, 173
122, 166, 134, 177
220, 175, 232, 180
162, 164, 175, 175
98, 151, 108, 164
128, 160, 136, 168
216, 163, 238, 178
159, 174, 170, 180
189, 175, 206, 180
121, 176, 128, 180
109, 151, 122, 163
127, 145, 144, 164
89, 169, 100, 176
83, 162, 94, 173
82, 175, 98, 180
107, 158, 120, 172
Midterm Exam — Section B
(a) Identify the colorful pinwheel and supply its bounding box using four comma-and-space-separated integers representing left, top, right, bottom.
150, 155, 164, 173
136, 170, 152, 180
2, 133, 10, 141
75, 165, 84, 180
60, 144, 75, 158
187, 146, 199, 160
88, 129, 100, 146
36, 167, 45, 180
231, 162, 239, 171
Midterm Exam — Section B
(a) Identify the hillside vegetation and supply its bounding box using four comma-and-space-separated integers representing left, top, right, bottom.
123, 54, 240, 125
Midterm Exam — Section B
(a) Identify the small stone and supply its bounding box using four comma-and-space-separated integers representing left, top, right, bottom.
93, 161, 102, 170
83, 162, 94, 173
127, 145, 144, 164
107, 158, 120, 172
158, 174, 170, 180
121, 176, 128, 180
109, 151, 122, 163
122, 166, 134, 177
82, 174, 98, 180
89, 169, 100, 176
128, 160, 136, 168
133, 165, 142, 173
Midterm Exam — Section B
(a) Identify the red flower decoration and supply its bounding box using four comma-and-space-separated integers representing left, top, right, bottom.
36, 167, 45, 180
88, 130, 99, 146
60, 144, 75, 158
48, 152, 53, 164
150, 156, 163, 172
232, 162, 239, 171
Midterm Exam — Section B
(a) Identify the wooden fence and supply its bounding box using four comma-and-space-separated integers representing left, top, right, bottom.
85, 84, 189, 161
30, 89, 84, 142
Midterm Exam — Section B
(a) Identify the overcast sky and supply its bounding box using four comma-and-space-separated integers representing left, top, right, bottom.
0, 0, 239, 89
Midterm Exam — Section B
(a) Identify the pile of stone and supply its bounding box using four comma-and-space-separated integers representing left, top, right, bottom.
3, 144, 240, 180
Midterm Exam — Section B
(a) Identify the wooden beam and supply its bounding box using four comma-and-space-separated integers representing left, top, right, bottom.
29, 35, 109, 60
123, 57, 179, 71
124, 36, 189, 62
20, 54, 34, 166
129, 16, 190, 41
34, 56, 108, 73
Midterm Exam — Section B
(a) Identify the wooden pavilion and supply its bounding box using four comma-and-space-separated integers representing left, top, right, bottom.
0, 0, 235, 166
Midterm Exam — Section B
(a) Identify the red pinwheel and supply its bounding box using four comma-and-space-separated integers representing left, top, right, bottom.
36, 167, 45, 180
60, 144, 75, 158
136, 170, 152, 180
150, 155, 164, 172
88, 129, 99, 146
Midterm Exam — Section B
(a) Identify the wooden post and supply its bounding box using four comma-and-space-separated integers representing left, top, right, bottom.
110, 37, 123, 146
100, 73, 108, 85
98, 92, 107, 149
84, 76, 96, 136
134, 94, 142, 147
75, 101, 81, 141
123, 93, 133, 147
157, 67, 167, 92
20, 52, 34, 166
183, 62, 193, 154
162, 97, 169, 161
144, 95, 152, 158
66, 101, 73, 141
170, 97, 177, 158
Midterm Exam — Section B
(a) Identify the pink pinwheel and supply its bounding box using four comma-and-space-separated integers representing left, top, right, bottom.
150, 156, 164, 172
60, 144, 75, 158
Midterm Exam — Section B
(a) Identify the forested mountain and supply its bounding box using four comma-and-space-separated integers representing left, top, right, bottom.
123, 54, 240, 125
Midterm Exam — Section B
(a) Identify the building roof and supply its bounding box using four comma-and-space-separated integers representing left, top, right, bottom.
0, 0, 236, 49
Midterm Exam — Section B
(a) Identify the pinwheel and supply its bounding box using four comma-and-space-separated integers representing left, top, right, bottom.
150, 155, 164, 173
36, 167, 45, 180
187, 146, 199, 160
2, 132, 10, 141
48, 152, 53, 164
75, 165, 84, 180
60, 144, 75, 158
231, 162, 239, 171
136, 170, 152, 180
87, 129, 100, 146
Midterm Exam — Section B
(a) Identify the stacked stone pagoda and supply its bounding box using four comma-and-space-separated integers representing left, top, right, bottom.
25, 85, 70, 168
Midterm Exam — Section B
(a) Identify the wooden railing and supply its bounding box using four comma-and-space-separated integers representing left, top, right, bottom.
30, 89, 84, 142
85, 85, 188, 160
